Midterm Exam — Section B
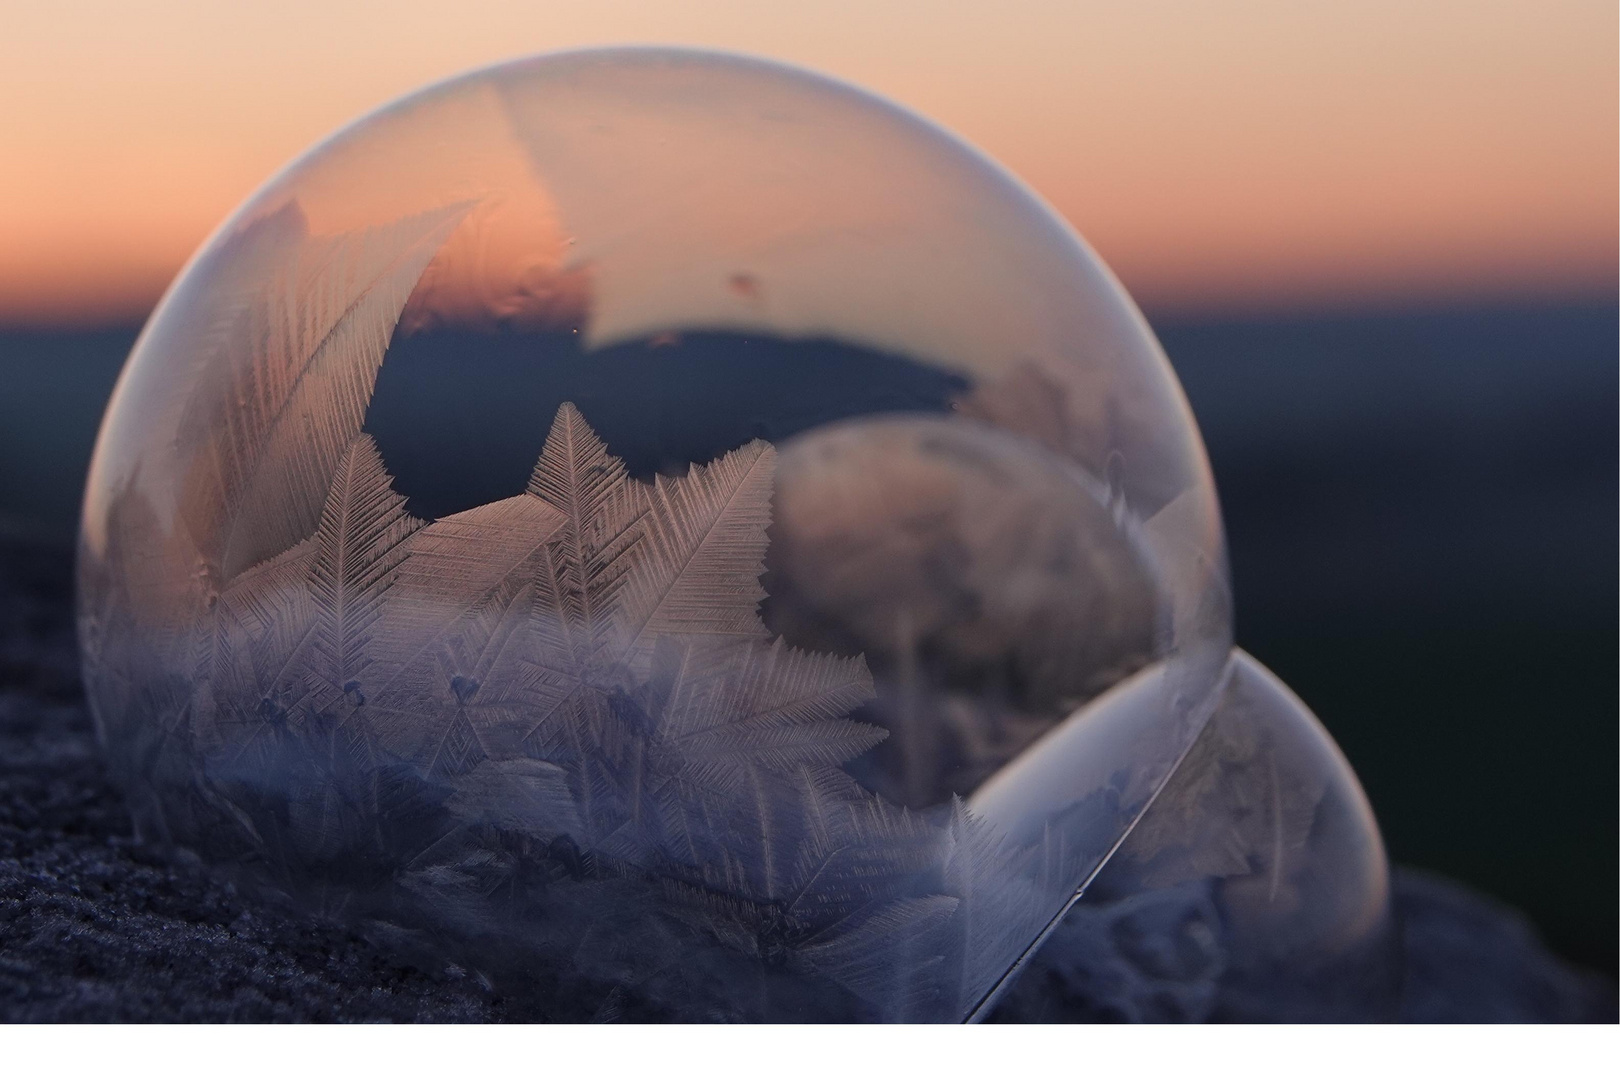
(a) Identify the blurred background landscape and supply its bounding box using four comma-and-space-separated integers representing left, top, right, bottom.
2, 2, 1614, 975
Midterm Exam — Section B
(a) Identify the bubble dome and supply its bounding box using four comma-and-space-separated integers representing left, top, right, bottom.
77, 47, 1388, 1021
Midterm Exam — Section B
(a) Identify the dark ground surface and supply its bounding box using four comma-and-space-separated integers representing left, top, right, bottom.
1, 539, 1613, 1023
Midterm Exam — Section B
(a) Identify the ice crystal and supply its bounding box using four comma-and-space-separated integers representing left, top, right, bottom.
100, 376, 1073, 1017
81, 47, 1398, 1024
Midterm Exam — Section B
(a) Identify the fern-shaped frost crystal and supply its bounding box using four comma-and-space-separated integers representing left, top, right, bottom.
174, 201, 473, 580
175, 394, 1066, 1021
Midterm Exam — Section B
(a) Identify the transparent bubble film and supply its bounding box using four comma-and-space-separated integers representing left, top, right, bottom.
77, 48, 1388, 1021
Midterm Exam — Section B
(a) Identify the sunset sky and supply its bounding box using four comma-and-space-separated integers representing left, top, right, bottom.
4, 0, 1614, 325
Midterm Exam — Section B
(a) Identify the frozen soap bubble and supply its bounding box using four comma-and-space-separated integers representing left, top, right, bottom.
75, 47, 1373, 1022
994, 651, 1398, 1022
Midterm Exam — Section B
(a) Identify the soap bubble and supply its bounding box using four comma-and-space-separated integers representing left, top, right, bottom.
996, 651, 1398, 1022
79, 47, 1274, 1021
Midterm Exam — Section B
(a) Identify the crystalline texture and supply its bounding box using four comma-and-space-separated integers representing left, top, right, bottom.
77, 46, 1393, 1022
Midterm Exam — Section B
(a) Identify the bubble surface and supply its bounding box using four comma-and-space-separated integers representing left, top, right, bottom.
78, 47, 1261, 1021
1000, 651, 1398, 1022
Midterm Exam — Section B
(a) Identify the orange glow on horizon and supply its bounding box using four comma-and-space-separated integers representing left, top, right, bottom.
3, 1, 1614, 325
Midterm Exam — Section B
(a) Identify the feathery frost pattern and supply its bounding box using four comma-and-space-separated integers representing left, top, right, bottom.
89, 211, 1073, 1019
95, 401, 1077, 1020
173, 200, 472, 580
525, 402, 646, 677
306, 435, 422, 696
